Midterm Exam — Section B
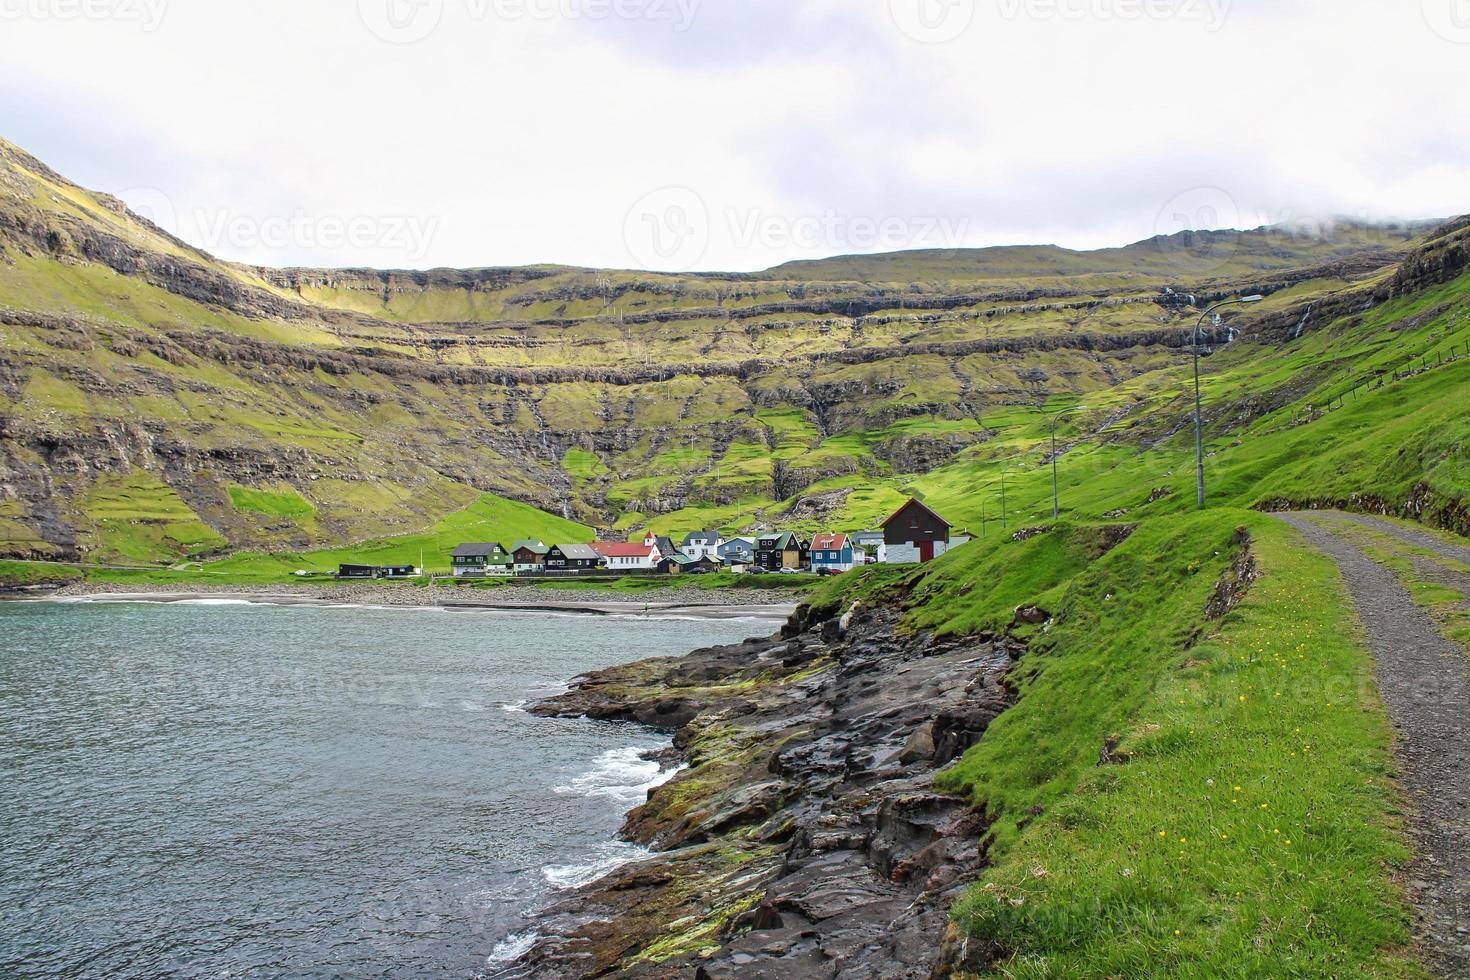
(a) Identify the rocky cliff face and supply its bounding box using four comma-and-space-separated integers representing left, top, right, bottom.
3, 138, 1460, 562
508, 599, 1022, 978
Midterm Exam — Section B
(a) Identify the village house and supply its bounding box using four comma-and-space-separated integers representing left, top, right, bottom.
681, 531, 724, 561
881, 498, 953, 564
810, 533, 860, 574
755, 532, 809, 572
451, 543, 513, 578
718, 537, 756, 565
511, 540, 550, 574
657, 552, 694, 575
546, 544, 603, 572
658, 552, 719, 575
337, 564, 419, 580
592, 540, 662, 571
851, 530, 886, 564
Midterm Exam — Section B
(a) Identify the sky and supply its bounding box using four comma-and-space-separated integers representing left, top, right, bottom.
2, 0, 1467, 272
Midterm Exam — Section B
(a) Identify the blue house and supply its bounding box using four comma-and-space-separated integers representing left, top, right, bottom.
718, 537, 755, 565
810, 533, 858, 573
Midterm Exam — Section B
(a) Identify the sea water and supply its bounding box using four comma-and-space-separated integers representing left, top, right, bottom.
0, 599, 769, 977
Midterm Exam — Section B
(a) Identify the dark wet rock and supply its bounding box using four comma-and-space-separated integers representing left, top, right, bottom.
1012, 604, 1049, 625
504, 605, 1020, 978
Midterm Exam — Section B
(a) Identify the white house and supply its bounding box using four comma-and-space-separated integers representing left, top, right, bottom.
593, 540, 662, 571
682, 530, 724, 561
850, 530, 886, 565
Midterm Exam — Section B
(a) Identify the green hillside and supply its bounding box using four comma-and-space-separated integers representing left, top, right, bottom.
0, 135, 1464, 577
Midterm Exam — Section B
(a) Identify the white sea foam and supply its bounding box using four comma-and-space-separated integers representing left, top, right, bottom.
543, 842, 652, 890
553, 746, 679, 807
487, 930, 540, 963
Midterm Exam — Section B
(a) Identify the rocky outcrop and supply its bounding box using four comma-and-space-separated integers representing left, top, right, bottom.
508, 602, 1021, 978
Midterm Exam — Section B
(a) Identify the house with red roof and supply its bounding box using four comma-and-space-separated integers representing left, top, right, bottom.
591, 539, 663, 571
810, 533, 859, 574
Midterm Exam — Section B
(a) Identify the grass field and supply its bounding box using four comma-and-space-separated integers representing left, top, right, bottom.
811, 511, 1426, 976
953, 516, 1420, 976
0, 560, 84, 587
206, 493, 592, 578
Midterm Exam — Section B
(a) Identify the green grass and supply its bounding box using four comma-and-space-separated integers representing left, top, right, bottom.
206, 493, 591, 577
0, 560, 83, 586
930, 513, 1246, 842
80, 473, 227, 563
939, 516, 1422, 977
227, 484, 316, 520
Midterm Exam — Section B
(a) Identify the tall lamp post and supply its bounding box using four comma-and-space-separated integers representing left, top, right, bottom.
1193, 295, 1264, 506
1000, 465, 1010, 530
1049, 406, 1087, 520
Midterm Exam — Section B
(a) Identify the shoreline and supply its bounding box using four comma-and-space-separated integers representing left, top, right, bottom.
505, 600, 1011, 977
17, 582, 799, 622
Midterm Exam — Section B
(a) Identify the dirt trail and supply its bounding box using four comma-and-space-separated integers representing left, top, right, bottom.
1325, 512, 1470, 568
1278, 513, 1470, 976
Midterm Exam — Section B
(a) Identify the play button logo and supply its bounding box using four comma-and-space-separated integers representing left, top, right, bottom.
359, 0, 444, 44
1423, 0, 1470, 42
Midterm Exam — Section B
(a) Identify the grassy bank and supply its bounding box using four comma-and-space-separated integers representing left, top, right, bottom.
806, 512, 1426, 974
0, 560, 84, 587
947, 516, 1420, 976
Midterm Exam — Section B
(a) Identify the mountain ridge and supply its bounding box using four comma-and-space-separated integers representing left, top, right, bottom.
1, 135, 1464, 569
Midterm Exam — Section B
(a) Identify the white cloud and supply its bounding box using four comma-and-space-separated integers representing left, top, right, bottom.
0, 0, 1464, 271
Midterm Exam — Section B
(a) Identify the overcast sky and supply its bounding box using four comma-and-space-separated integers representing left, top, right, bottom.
2, 0, 1467, 271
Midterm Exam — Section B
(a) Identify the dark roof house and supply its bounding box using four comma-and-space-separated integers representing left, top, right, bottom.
881, 497, 953, 563
452, 543, 507, 559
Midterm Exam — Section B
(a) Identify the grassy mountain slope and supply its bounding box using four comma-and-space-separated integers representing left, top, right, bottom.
0, 135, 1463, 572
798, 510, 1425, 976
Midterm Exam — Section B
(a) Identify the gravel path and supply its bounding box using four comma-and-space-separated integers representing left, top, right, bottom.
1279, 513, 1470, 976
1327, 512, 1470, 567
1311, 513, 1470, 608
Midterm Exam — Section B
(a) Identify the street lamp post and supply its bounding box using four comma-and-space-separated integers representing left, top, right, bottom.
1000, 465, 1010, 530
1193, 295, 1264, 506
1049, 406, 1087, 520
